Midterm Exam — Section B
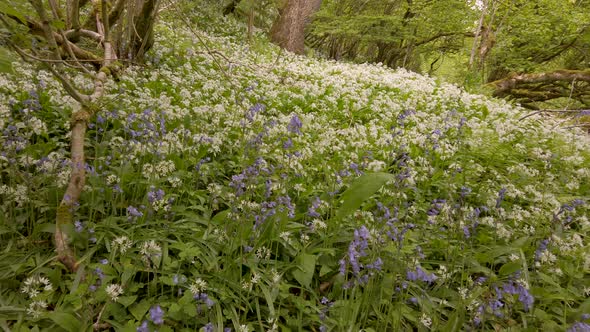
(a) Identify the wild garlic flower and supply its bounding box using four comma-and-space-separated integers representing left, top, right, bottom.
105, 284, 124, 302
112, 236, 133, 253
311, 219, 327, 231
255, 247, 271, 260
509, 253, 520, 262
189, 278, 207, 295
140, 240, 162, 260
106, 174, 119, 185
270, 269, 281, 284
279, 231, 292, 245
420, 313, 432, 328
27, 300, 48, 318
21, 275, 53, 299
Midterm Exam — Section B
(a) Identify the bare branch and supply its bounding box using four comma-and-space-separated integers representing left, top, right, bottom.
491, 70, 590, 97
44, 64, 91, 104
47, 0, 64, 21
29, 0, 62, 60
520, 109, 590, 121
64, 29, 102, 42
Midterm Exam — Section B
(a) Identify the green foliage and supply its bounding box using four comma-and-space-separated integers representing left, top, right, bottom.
486, 0, 590, 77
309, 0, 476, 70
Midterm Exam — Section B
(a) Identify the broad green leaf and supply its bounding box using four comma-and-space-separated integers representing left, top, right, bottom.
211, 209, 230, 224
0, 2, 25, 23
129, 300, 150, 321
498, 261, 521, 276
336, 172, 395, 220
291, 253, 317, 288
48, 312, 81, 332
117, 295, 137, 308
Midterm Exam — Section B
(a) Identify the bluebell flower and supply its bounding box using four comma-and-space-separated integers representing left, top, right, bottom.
287, 114, 302, 134
535, 239, 549, 262
95, 267, 105, 280
283, 137, 293, 149
127, 205, 143, 221
496, 187, 507, 208
203, 323, 214, 332
147, 188, 165, 204
136, 320, 149, 332
307, 197, 322, 218
460, 186, 472, 198
406, 266, 437, 283
149, 305, 164, 325
74, 220, 84, 232
568, 321, 590, 332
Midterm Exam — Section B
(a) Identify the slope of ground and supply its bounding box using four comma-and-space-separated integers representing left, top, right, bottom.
1, 14, 589, 332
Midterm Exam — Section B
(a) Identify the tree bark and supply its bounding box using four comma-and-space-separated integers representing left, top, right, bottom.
491, 69, 590, 97
270, 0, 322, 54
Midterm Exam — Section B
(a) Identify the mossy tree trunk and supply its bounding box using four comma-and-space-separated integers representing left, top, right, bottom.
2, 0, 160, 271
270, 0, 322, 54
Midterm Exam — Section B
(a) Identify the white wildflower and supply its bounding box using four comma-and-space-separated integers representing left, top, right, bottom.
189, 278, 207, 295
458, 287, 469, 300
279, 231, 292, 245
27, 300, 48, 318
255, 247, 271, 260
311, 219, 327, 231
106, 174, 119, 185
300, 233, 310, 244
420, 313, 432, 328
140, 240, 162, 259
112, 236, 133, 253
540, 251, 556, 265
438, 265, 451, 280
168, 176, 182, 188
270, 269, 281, 284
105, 284, 124, 302
21, 275, 53, 299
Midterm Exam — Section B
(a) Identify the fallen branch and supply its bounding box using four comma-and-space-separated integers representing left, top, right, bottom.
519, 109, 590, 121
490, 69, 590, 98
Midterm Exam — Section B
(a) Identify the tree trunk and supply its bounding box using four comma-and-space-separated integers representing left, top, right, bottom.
270, 0, 322, 54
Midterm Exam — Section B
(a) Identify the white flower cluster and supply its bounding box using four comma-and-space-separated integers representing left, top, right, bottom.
105, 284, 124, 302
21, 275, 53, 299
140, 240, 162, 262
189, 278, 207, 295
112, 236, 133, 254
142, 160, 176, 179
0, 184, 29, 206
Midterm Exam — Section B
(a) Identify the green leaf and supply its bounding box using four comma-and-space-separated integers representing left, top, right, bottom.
498, 261, 521, 276
0, 2, 25, 23
117, 295, 137, 308
48, 312, 82, 332
291, 253, 317, 288
211, 209, 230, 224
129, 300, 151, 321
336, 172, 395, 220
